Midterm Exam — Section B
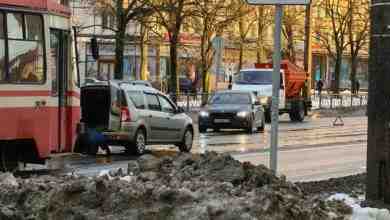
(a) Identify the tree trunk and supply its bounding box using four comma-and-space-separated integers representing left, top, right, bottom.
201, 35, 209, 106
114, 28, 125, 80
140, 26, 148, 81
114, 0, 125, 79
238, 42, 244, 70
256, 7, 266, 64
333, 53, 342, 93
366, 2, 390, 203
350, 57, 358, 94
169, 37, 179, 103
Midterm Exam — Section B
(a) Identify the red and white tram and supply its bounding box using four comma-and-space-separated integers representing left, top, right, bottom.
0, 0, 80, 169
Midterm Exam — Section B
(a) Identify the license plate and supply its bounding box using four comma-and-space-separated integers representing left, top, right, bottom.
214, 118, 230, 123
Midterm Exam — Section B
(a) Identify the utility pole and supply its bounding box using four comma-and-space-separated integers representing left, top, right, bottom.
270, 5, 283, 173
303, 3, 312, 97
366, 0, 390, 203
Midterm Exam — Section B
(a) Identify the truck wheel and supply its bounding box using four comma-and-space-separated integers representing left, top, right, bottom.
289, 101, 305, 122
264, 110, 271, 124
257, 120, 265, 133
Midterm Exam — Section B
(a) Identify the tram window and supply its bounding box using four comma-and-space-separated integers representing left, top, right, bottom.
7, 13, 24, 39
0, 13, 5, 81
8, 41, 44, 83
25, 15, 43, 41
0, 13, 4, 38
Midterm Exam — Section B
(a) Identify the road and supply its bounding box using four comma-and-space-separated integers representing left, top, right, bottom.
50, 115, 367, 182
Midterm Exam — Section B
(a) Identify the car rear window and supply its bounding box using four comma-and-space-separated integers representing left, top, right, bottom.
127, 91, 145, 109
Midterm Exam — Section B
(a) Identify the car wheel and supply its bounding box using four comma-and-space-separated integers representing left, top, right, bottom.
199, 126, 207, 133
246, 119, 255, 134
133, 129, 146, 155
179, 128, 193, 152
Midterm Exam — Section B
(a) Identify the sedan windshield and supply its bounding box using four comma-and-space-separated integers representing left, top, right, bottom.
234, 70, 273, 85
209, 93, 250, 105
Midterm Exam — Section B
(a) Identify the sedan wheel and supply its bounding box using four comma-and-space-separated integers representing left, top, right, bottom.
179, 128, 193, 152
246, 119, 255, 134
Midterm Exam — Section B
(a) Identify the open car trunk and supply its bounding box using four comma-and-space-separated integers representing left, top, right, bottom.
80, 85, 111, 130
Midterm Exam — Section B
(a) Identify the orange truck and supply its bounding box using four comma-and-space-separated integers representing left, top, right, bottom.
231, 60, 311, 123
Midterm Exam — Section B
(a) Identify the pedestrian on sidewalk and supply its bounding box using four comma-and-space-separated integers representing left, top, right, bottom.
316, 79, 324, 96
355, 80, 360, 95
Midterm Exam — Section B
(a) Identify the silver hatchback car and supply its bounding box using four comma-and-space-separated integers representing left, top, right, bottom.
77, 80, 194, 155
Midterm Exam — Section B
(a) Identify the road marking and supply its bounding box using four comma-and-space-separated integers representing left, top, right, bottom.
234, 143, 365, 159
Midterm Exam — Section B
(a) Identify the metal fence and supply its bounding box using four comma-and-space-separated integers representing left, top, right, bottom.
174, 92, 368, 112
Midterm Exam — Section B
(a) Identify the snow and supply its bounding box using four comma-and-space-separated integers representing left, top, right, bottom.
328, 193, 390, 220
98, 170, 113, 180
0, 173, 19, 187
119, 176, 135, 182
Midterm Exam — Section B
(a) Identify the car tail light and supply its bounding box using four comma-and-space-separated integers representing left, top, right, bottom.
121, 107, 131, 122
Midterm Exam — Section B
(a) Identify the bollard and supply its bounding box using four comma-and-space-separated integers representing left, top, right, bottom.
350, 95, 353, 107
186, 94, 190, 112
319, 94, 322, 109
330, 96, 333, 109
360, 96, 363, 106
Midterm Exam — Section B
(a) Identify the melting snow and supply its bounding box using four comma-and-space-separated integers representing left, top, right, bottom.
328, 193, 390, 220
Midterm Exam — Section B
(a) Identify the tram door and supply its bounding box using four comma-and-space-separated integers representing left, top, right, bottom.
50, 29, 69, 152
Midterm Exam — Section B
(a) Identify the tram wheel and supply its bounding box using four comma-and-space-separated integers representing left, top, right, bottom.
0, 145, 19, 172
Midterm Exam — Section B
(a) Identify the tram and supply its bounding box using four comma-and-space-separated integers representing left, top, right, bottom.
0, 0, 80, 170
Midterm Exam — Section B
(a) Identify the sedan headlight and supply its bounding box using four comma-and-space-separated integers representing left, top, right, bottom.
237, 111, 249, 118
199, 111, 209, 117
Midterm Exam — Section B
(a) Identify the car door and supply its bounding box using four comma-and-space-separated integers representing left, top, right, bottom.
144, 93, 165, 143
158, 94, 182, 142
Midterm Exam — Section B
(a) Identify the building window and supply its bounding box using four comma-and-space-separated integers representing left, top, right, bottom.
2, 12, 45, 84
101, 11, 115, 30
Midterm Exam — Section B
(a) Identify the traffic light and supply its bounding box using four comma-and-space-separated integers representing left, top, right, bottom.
91, 37, 99, 60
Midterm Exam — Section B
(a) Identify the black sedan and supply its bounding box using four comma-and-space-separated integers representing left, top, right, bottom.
198, 91, 265, 133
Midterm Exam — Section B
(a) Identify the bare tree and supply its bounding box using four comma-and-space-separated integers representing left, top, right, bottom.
191, 0, 248, 96
282, 6, 305, 64
347, 0, 369, 93
256, 7, 273, 63
237, 6, 257, 70
149, 0, 195, 101
89, 0, 152, 79
315, 0, 350, 93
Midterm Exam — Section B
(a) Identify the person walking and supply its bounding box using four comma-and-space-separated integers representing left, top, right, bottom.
316, 79, 324, 96
355, 80, 360, 95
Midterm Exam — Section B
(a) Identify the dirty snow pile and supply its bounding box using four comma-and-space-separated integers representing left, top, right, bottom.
0, 152, 352, 220
328, 193, 390, 220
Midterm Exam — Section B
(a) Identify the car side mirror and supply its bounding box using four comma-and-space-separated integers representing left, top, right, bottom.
176, 107, 185, 114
